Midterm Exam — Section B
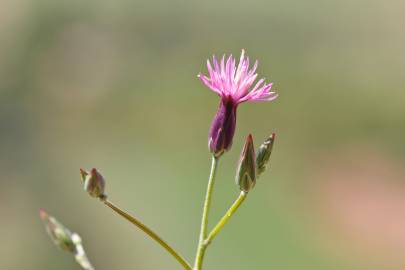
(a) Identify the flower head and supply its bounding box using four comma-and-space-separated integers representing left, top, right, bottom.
198, 49, 277, 104
199, 50, 277, 156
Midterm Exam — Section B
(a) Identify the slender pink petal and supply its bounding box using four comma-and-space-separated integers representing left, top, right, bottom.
220, 55, 226, 80
226, 55, 233, 90
248, 60, 258, 76
213, 55, 220, 73
207, 60, 214, 79
198, 74, 222, 95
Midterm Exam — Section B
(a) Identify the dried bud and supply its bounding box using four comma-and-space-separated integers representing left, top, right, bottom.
235, 134, 256, 192
208, 98, 237, 157
256, 133, 275, 177
81, 168, 106, 199
39, 209, 77, 253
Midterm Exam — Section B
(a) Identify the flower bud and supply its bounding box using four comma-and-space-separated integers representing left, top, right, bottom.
256, 133, 275, 177
235, 134, 256, 192
208, 98, 237, 157
40, 209, 95, 270
79, 168, 88, 183
39, 209, 77, 253
81, 168, 106, 199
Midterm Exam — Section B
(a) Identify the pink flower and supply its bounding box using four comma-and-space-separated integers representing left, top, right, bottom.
198, 50, 278, 157
198, 50, 277, 104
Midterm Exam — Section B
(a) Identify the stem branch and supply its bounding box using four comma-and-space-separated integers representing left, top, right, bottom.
103, 198, 192, 270
205, 191, 247, 245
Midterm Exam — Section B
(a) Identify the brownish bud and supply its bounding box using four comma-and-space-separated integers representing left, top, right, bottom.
81, 168, 106, 199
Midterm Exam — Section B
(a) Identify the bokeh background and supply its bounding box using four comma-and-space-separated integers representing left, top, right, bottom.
1, 0, 405, 269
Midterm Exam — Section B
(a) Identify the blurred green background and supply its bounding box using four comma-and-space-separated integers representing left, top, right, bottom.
1, 0, 405, 269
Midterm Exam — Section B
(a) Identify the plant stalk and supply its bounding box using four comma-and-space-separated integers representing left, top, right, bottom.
205, 191, 247, 245
102, 198, 192, 270
194, 156, 219, 270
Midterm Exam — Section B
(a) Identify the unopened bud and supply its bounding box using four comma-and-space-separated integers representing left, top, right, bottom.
39, 209, 77, 253
81, 168, 106, 199
256, 133, 275, 177
79, 168, 88, 183
39, 209, 95, 270
235, 134, 256, 192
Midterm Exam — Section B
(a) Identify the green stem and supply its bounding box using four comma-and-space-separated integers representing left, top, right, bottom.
103, 198, 192, 270
205, 191, 247, 245
194, 156, 219, 270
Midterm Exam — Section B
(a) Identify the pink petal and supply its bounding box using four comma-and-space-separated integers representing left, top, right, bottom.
198, 74, 222, 95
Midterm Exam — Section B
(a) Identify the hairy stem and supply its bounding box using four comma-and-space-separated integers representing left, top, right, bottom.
194, 156, 219, 270
102, 198, 192, 270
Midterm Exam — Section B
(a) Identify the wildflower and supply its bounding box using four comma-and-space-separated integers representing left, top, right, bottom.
199, 50, 278, 157
235, 134, 257, 192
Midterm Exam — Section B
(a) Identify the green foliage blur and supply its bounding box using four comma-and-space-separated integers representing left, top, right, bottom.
1, 0, 404, 269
